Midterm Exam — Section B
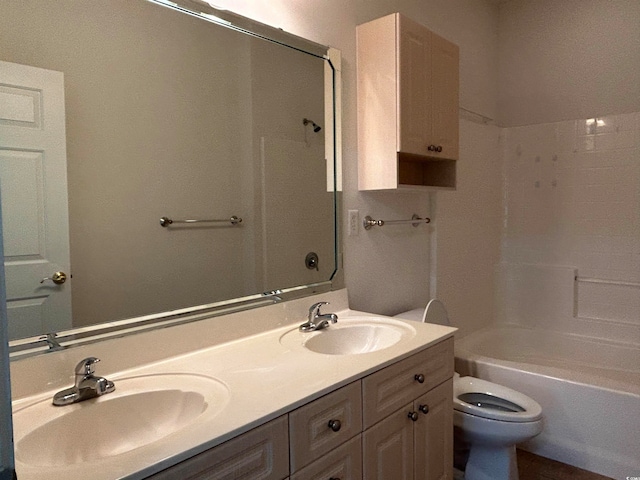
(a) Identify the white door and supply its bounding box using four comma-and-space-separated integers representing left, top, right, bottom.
0, 60, 72, 339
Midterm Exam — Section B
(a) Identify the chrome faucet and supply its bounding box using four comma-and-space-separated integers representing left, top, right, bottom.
52, 357, 116, 406
299, 301, 338, 332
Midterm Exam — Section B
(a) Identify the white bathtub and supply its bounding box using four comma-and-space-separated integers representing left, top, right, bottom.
454, 325, 640, 479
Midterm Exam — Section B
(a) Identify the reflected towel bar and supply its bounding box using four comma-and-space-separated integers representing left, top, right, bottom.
363, 214, 430, 230
160, 216, 243, 227
575, 276, 640, 288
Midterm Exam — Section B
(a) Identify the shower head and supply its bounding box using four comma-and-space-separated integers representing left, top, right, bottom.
303, 118, 322, 133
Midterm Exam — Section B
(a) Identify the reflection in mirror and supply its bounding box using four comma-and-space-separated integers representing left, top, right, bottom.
0, 0, 340, 348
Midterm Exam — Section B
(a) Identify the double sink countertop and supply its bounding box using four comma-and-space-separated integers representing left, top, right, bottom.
10, 290, 456, 480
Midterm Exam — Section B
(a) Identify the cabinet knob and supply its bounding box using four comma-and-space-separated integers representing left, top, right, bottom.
328, 419, 342, 432
427, 144, 436, 151
419, 404, 430, 414
414, 373, 425, 384
436, 145, 443, 152
408, 411, 419, 422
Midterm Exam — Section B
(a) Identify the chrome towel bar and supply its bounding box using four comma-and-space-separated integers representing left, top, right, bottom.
363, 214, 430, 230
575, 276, 640, 288
160, 216, 243, 227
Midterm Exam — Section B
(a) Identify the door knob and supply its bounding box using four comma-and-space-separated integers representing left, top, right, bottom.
40, 271, 67, 285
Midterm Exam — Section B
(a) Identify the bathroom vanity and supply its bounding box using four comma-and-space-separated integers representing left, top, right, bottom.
9, 290, 456, 480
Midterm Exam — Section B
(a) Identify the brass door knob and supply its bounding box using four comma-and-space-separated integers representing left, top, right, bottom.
40, 271, 67, 285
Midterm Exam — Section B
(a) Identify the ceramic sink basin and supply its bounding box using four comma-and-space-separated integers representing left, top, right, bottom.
280, 316, 416, 355
13, 373, 229, 467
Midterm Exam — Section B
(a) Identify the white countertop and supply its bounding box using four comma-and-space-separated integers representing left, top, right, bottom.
11, 295, 455, 480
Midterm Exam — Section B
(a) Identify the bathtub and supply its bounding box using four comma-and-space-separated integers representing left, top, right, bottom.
453, 325, 640, 479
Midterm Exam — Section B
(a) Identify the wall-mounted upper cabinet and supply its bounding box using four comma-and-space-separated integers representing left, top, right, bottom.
357, 13, 459, 190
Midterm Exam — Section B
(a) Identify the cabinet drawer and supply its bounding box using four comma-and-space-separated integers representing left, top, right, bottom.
290, 435, 362, 480
289, 380, 362, 472
362, 338, 453, 428
147, 415, 289, 480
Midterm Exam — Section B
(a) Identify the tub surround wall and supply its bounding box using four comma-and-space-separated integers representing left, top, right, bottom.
500, 112, 640, 343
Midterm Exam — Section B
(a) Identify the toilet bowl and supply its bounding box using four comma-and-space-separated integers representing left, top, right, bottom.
395, 300, 543, 480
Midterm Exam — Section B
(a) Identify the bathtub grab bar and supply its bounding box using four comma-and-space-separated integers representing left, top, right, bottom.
160, 216, 242, 227
363, 214, 430, 230
575, 276, 640, 288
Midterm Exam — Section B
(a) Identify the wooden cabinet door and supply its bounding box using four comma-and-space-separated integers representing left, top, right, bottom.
363, 405, 414, 480
147, 416, 289, 480
398, 15, 432, 157
413, 379, 453, 480
430, 33, 459, 160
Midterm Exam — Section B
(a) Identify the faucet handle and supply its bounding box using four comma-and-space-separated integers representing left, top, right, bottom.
75, 357, 100, 377
309, 301, 329, 318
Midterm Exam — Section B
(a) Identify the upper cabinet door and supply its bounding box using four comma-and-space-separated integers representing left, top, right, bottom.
430, 32, 459, 160
398, 15, 432, 156
357, 13, 459, 191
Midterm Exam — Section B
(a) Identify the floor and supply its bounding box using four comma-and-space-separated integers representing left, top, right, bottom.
517, 450, 614, 480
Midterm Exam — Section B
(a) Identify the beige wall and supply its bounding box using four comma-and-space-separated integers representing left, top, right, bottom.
498, 0, 640, 126
209, 0, 501, 327
435, 120, 502, 338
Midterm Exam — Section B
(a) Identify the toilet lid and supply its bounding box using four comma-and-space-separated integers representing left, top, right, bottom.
392, 299, 451, 326
423, 299, 450, 326
454, 376, 542, 423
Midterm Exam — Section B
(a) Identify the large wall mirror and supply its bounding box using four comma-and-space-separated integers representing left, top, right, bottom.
0, 0, 341, 349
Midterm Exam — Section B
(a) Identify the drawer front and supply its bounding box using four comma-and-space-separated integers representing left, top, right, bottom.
290, 435, 362, 480
147, 415, 289, 480
289, 380, 362, 472
362, 338, 453, 428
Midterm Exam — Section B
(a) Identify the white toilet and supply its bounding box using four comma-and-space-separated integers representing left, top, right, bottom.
395, 300, 543, 480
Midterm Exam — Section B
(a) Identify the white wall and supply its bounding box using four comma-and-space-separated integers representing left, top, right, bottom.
217, 0, 501, 324
498, 0, 640, 127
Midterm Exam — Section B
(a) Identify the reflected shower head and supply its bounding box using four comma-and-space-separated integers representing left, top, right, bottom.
303, 118, 322, 133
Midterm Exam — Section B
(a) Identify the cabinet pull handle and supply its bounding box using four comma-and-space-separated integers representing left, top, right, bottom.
328, 419, 342, 432
414, 373, 425, 384
408, 411, 419, 422
419, 404, 430, 414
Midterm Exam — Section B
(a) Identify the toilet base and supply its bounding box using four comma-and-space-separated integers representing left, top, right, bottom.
464, 444, 519, 480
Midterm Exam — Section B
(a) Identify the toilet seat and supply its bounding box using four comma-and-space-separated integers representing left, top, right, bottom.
454, 375, 542, 423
